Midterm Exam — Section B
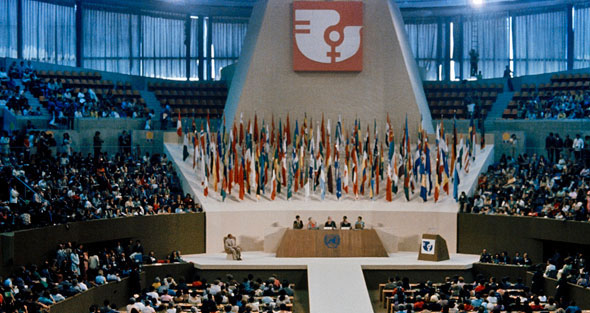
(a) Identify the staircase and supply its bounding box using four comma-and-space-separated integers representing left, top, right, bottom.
12, 79, 50, 116
140, 89, 165, 128
487, 91, 514, 120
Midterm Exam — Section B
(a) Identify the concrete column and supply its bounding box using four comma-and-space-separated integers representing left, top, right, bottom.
566, 5, 574, 70
16, 0, 22, 59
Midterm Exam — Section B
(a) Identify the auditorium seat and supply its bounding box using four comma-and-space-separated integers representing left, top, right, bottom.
503, 70, 590, 119
423, 81, 500, 119
150, 80, 228, 119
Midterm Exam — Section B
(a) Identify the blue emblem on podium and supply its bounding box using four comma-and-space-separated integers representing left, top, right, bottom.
324, 234, 341, 249
422, 241, 433, 252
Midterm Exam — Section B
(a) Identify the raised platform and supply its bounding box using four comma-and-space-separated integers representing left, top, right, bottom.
184, 251, 480, 270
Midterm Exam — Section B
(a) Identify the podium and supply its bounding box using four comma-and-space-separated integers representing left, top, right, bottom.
417, 234, 449, 261
276, 229, 388, 257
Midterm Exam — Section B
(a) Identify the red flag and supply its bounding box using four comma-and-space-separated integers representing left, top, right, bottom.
176, 112, 182, 137
239, 114, 244, 146
271, 168, 277, 200
239, 162, 245, 200
321, 114, 326, 147
254, 114, 259, 143
286, 114, 291, 147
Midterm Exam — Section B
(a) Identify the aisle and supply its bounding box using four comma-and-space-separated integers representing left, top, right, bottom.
307, 262, 373, 313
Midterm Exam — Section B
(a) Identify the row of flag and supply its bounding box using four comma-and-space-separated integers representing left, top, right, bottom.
177, 112, 484, 203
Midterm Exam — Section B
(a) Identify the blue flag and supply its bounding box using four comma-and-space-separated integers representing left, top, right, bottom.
453, 166, 461, 200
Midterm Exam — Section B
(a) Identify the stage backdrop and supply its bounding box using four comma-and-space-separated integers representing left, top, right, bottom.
223, 0, 433, 136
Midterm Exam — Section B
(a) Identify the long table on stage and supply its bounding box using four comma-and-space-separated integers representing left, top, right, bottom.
275, 229, 388, 257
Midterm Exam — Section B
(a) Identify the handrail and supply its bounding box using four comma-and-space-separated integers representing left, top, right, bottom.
12, 174, 48, 204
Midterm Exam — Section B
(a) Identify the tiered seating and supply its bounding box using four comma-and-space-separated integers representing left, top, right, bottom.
36, 70, 145, 107
503, 73, 590, 119
148, 81, 228, 119
424, 82, 502, 119
378, 280, 540, 313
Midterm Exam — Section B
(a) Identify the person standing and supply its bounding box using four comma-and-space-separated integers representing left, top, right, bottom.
573, 134, 584, 164
469, 49, 479, 77
93, 131, 103, 158
545, 133, 555, 163
504, 65, 513, 91
555, 134, 564, 162
564, 135, 573, 160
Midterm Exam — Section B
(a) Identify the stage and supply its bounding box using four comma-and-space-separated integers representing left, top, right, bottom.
183, 251, 480, 313
184, 251, 480, 270
164, 140, 494, 255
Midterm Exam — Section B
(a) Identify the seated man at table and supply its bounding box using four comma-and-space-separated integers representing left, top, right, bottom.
293, 215, 304, 229
355, 216, 365, 229
324, 216, 336, 229
340, 216, 351, 229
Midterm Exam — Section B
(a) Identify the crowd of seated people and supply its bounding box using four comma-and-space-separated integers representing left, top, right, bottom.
462, 151, 590, 222
0, 240, 147, 313
380, 274, 582, 313
515, 91, 590, 120
541, 252, 589, 289
478, 249, 533, 266
4, 60, 154, 127
103, 273, 295, 313
0, 128, 201, 232
0, 65, 36, 116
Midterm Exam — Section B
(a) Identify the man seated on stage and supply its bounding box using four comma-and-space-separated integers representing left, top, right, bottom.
307, 217, 319, 230
355, 216, 365, 229
324, 216, 336, 229
293, 215, 304, 229
340, 216, 351, 229
224, 234, 242, 260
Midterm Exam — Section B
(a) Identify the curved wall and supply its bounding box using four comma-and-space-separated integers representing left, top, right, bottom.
0, 213, 205, 274
457, 213, 590, 264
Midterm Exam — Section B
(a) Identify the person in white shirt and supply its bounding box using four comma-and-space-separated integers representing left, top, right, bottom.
573, 134, 584, 162
9, 185, 19, 204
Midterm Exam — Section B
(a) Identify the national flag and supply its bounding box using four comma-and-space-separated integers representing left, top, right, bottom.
320, 165, 326, 200
239, 113, 244, 145
420, 161, 427, 202
221, 165, 227, 201
386, 162, 392, 202
451, 117, 457, 175
201, 147, 208, 197
254, 113, 259, 144
287, 161, 293, 200
193, 132, 198, 169
480, 118, 485, 150
453, 165, 461, 200
352, 150, 358, 199
238, 158, 244, 200
335, 149, 342, 199
343, 162, 349, 194
271, 166, 277, 200
177, 112, 182, 137
392, 153, 399, 195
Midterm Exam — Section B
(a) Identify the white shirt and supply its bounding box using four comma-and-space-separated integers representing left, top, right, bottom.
573, 138, 584, 150
10, 188, 19, 203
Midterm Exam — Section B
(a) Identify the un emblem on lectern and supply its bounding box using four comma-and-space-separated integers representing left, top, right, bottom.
324, 234, 341, 248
